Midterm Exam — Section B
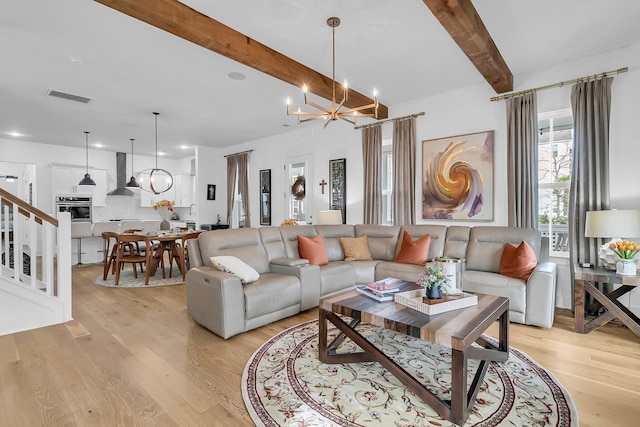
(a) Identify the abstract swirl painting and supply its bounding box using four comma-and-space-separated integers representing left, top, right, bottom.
422, 130, 494, 220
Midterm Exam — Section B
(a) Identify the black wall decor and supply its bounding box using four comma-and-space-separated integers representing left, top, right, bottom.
329, 158, 346, 223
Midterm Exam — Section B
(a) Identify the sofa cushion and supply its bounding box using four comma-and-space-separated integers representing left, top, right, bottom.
297, 234, 329, 265
374, 261, 424, 283
462, 270, 526, 315
340, 236, 373, 261
499, 241, 537, 280
354, 225, 401, 261
319, 262, 357, 296
315, 225, 355, 261
243, 273, 302, 320
198, 228, 271, 274
210, 255, 260, 284
394, 231, 430, 265
466, 226, 541, 273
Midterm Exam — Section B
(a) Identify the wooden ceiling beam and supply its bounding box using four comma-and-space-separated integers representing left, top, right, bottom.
94, 0, 388, 119
422, 0, 513, 94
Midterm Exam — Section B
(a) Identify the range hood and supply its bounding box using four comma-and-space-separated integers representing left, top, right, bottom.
107, 152, 135, 196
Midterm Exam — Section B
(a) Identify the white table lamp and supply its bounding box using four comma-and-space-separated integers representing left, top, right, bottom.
585, 209, 640, 269
317, 210, 343, 225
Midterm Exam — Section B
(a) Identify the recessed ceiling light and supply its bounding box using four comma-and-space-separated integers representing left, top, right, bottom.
93, 143, 103, 148
6, 131, 23, 137
228, 72, 246, 80
158, 152, 166, 156
179, 145, 189, 150
68, 56, 85, 64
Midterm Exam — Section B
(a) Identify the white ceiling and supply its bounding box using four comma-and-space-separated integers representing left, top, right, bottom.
2, 0, 640, 158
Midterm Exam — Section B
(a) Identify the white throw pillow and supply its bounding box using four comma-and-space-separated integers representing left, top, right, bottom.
210, 255, 260, 284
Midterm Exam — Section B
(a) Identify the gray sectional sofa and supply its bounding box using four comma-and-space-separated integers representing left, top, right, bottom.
186, 224, 557, 339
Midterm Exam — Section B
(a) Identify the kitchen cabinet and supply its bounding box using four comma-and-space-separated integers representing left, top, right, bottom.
50, 165, 107, 206
173, 173, 194, 207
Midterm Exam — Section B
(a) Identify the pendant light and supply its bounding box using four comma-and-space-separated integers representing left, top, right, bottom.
126, 138, 140, 188
78, 131, 96, 186
136, 112, 173, 195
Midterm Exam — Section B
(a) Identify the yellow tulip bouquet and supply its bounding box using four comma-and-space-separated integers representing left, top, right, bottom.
609, 240, 639, 260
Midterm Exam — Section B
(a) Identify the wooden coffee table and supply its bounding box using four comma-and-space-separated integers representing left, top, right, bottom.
318, 283, 509, 426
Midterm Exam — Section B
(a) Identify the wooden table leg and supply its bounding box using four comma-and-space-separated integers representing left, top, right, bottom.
574, 279, 586, 333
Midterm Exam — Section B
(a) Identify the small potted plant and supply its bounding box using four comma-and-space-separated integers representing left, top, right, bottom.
416, 264, 449, 300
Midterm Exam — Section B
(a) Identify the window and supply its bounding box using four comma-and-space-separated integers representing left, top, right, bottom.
381, 141, 393, 225
538, 109, 573, 255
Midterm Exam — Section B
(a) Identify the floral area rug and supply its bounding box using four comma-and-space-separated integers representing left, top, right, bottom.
242, 320, 578, 427
93, 266, 184, 288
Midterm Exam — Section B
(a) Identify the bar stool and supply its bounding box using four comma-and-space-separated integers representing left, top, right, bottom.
70, 222, 93, 266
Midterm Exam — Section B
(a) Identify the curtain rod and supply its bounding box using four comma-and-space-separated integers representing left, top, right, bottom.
354, 111, 425, 130
490, 66, 628, 102
224, 149, 254, 158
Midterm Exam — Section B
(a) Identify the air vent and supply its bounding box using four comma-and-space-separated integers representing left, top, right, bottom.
46, 89, 92, 104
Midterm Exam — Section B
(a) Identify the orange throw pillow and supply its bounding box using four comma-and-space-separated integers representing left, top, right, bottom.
393, 231, 431, 265
499, 241, 537, 280
297, 234, 329, 266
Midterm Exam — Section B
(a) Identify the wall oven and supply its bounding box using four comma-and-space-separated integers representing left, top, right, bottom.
56, 196, 92, 222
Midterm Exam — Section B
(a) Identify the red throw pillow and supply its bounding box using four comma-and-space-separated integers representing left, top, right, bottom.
393, 231, 431, 265
499, 241, 537, 280
297, 234, 329, 266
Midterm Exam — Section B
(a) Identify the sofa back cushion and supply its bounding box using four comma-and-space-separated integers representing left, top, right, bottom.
315, 225, 355, 261
397, 225, 448, 261
443, 226, 471, 259
197, 228, 270, 274
466, 226, 541, 273
259, 227, 287, 261
279, 225, 317, 258
354, 224, 401, 261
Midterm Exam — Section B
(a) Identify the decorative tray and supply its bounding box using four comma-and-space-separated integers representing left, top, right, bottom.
394, 289, 478, 315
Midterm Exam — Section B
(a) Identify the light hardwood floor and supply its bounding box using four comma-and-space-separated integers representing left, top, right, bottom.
1, 264, 639, 426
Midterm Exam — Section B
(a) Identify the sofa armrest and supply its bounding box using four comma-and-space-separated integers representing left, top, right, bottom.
185, 266, 245, 339
525, 261, 557, 328
270, 262, 321, 311
271, 257, 309, 267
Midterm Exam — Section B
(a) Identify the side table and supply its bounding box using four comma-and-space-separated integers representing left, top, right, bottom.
574, 264, 640, 336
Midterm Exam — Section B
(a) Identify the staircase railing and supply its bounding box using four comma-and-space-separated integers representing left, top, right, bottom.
0, 188, 72, 326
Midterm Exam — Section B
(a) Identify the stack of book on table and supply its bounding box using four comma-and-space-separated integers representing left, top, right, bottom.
356, 278, 404, 301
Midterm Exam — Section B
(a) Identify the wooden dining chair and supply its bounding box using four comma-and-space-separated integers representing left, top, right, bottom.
114, 234, 157, 285
101, 231, 119, 280
122, 229, 146, 255
167, 231, 201, 280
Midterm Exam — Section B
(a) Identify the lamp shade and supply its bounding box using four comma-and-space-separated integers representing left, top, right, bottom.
584, 210, 640, 238
317, 210, 343, 225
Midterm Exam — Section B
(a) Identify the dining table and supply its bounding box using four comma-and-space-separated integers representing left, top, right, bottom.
146, 230, 202, 280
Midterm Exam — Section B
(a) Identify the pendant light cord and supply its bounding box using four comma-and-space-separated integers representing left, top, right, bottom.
84, 131, 90, 173
153, 112, 159, 169
130, 138, 135, 174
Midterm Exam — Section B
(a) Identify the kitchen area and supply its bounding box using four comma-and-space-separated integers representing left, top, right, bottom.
52, 154, 203, 265
1, 139, 229, 267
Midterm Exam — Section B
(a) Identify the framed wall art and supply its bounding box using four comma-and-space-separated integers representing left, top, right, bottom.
260, 169, 271, 225
207, 184, 216, 200
329, 158, 346, 224
422, 130, 494, 220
